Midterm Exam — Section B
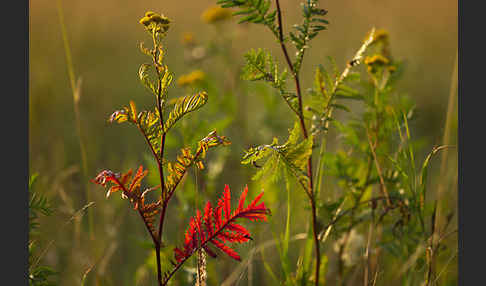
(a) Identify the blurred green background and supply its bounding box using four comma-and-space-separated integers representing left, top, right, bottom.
29, 0, 457, 285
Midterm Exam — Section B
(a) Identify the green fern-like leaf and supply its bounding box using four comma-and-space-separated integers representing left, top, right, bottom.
29, 174, 53, 233
139, 64, 158, 96
159, 67, 173, 106
163, 91, 208, 133
109, 102, 163, 159
284, 123, 313, 171
165, 131, 230, 197
242, 49, 299, 113
29, 173, 57, 286
242, 122, 313, 191
242, 49, 287, 86
217, 0, 278, 36
291, 0, 329, 73
139, 108, 163, 155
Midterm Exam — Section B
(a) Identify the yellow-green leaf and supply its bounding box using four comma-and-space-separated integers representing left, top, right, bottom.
163, 91, 208, 133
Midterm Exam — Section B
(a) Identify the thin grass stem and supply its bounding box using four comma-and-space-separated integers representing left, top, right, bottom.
56, 0, 94, 240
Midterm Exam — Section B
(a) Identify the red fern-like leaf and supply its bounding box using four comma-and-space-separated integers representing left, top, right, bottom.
92, 166, 161, 239
173, 185, 269, 265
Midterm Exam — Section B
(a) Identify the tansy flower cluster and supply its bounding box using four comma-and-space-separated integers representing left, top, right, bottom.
177, 70, 206, 87
201, 6, 232, 24
370, 29, 389, 44
364, 54, 396, 74
139, 11, 171, 34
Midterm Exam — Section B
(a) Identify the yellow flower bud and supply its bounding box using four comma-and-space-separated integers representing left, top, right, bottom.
182, 32, 195, 46
364, 54, 389, 66
177, 70, 206, 87
139, 11, 171, 34
201, 6, 232, 24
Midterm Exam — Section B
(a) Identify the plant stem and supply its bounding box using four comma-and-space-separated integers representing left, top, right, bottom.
56, 0, 94, 240
274, 1, 320, 284
434, 50, 458, 231
155, 243, 163, 286
429, 49, 458, 286
113, 175, 162, 284
366, 128, 392, 207
136, 104, 165, 286
146, 33, 173, 285
275, 0, 308, 138
156, 147, 205, 285
363, 210, 375, 286
153, 42, 167, 286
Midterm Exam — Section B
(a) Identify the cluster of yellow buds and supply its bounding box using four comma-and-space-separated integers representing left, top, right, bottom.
370, 29, 389, 44
201, 6, 232, 24
139, 11, 171, 35
181, 32, 196, 47
364, 54, 389, 66
364, 54, 396, 74
177, 70, 206, 87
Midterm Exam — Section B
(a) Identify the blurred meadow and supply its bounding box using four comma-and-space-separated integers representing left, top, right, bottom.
29, 0, 457, 285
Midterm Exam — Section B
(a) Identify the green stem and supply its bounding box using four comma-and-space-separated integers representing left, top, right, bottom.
274, 1, 320, 284
430, 49, 458, 285
56, 0, 94, 239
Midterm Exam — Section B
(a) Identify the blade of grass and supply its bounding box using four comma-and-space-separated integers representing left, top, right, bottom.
81, 264, 95, 286
280, 170, 292, 283
402, 111, 416, 187
428, 50, 458, 284
432, 249, 457, 285
56, 0, 93, 239
434, 49, 458, 232
31, 202, 95, 270
221, 233, 308, 286
419, 145, 454, 210
439, 50, 459, 178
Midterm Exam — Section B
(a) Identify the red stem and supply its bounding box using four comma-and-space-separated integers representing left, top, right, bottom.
157, 133, 167, 242
112, 177, 159, 244
156, 145, 205, 284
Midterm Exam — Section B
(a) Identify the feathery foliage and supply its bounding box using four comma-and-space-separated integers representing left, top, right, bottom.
214, 0, 457, 284
163, 91, 208, 133
29, 174, 53, 233
164, 131, 231, 198
92, 166, 162, 238
241, 49, 300, 113
31, 0, 457, 285
29, 174, 57, 286
174, 185, 269, 263
217, 0, 278, 36
91, 11, 267, 286
163, 185, 269, 284
242, 122, 313, 195
290, 0, 329, 73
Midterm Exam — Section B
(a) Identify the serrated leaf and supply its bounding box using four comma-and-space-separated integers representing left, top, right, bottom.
139, 64, 158, 95
312, 18, 329, 24
330, 103, 350, 112
233, 8, 255, 16
159, 68, 173, 105
173, 185, 269, 264
163, 92, 208, 133
242, 122, 312, 192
